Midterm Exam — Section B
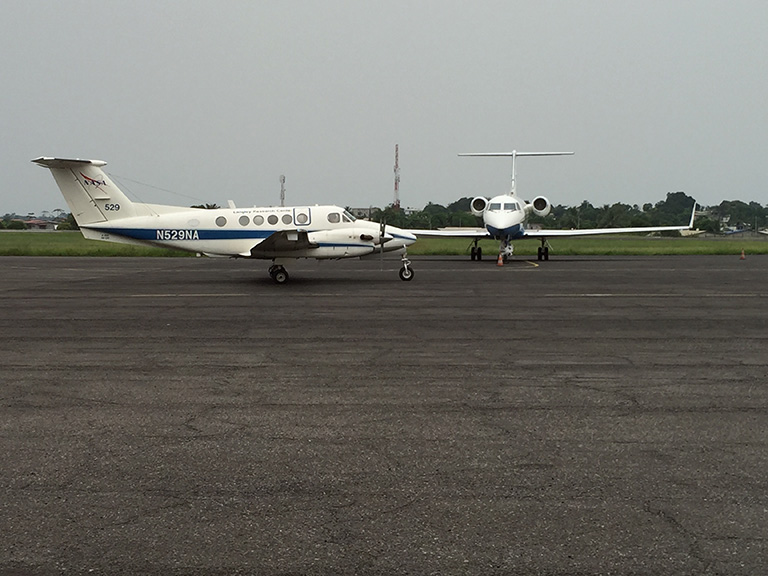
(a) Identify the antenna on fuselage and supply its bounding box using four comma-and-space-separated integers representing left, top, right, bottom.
280, 175, 286, 207
393, 144, 401, 210
458, 150, 574, 196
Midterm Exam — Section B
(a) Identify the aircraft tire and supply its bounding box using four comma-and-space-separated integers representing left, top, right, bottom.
476, 247, 482, 261
470, 247, 476, 261
273, 268, 289, 284
399, 266, 414, 281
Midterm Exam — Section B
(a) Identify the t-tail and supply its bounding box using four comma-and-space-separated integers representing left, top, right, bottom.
32, 157, 137, 225
458, 151, 574, 195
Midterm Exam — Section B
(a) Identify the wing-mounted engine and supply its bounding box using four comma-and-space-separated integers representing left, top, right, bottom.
470, 197, 489, 217
306, 227, 380, 257
307, 227, 380, 246
528, 195, 551, 217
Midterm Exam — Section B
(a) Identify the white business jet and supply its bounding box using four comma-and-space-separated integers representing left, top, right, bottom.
33, 157, 417, 283
410, 151, 696, 262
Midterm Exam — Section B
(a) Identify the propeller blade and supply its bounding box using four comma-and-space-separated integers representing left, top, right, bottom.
380, 219, 386, 269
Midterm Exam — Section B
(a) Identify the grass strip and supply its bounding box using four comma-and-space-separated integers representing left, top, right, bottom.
2, 231, 767, 256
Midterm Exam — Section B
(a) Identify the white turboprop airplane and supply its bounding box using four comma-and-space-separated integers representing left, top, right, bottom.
410, 151, 696, 262
33, 157, 417, 283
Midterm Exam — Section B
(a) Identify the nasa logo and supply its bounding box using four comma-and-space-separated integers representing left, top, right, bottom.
80, 172, 107, 186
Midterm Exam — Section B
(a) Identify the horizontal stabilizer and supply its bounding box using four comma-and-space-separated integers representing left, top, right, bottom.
458, 152, 574, 157
32, 157, 107, 168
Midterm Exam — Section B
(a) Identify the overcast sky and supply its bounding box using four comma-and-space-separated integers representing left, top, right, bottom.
2, 1, 766, 216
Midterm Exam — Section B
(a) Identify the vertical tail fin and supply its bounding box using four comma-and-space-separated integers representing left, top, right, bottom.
32, 157, 136, 225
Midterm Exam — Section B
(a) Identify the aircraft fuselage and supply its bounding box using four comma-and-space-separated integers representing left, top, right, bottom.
480, 194, 528, 240
80, 204, 414, 259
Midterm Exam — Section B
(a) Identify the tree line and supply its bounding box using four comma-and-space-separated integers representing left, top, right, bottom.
4, 192, 766, 233
372, 192, 766, 234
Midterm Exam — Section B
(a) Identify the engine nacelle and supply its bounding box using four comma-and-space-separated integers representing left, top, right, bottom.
307, 227, 377, 257
470, 196, 489, 217
529, 195, 551, 217
307, 226, 380, 245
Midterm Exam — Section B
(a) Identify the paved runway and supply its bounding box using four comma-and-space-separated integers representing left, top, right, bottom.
1, 255, 767, 575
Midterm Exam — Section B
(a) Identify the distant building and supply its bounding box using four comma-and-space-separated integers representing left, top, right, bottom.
350, 207, 376, 219
350, 206, 420, 219
23, 219, 57, 230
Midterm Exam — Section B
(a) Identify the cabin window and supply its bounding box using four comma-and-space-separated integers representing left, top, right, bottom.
267, 215, 278, 225
239, 215, 249, 226
328, 213, 340, 223
253, 215, 264, 225
215, 216, 227, 227
282, 214, 292, 224
296, 213, 308, 225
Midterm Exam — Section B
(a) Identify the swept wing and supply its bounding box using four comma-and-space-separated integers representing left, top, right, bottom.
523, 203, 697, 237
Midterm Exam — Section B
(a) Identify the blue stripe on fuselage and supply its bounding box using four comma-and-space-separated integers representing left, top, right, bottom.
91, 228, 275, 241
486, 224, 525, 239
87, 227, 375, 250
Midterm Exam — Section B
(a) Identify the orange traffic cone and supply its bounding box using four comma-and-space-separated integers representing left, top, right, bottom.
740, 249, 746, 260
497, 253, 504, 266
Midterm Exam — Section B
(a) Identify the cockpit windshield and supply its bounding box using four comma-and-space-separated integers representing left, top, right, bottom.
489, 203, 502, 211
503, 203, 519, 211
342, 210, 356, 223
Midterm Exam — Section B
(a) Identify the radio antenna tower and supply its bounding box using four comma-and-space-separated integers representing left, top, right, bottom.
279, 175, 286, 207
393, 144, 401, 210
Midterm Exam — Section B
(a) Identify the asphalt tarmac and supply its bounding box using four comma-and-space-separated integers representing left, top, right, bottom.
1, 254, 767, 575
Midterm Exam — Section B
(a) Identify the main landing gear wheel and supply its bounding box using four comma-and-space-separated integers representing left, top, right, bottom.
537, 246, 549, 261
470, 246, 483, 261
269, 265, 289, 284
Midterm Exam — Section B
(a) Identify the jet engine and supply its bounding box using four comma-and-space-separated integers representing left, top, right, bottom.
530, 195, 551, 217
470, 196, 488, 217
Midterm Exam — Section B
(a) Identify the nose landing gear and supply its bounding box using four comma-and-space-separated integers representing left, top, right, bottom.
399, 252, 414, 281
500, 238, 514, 263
